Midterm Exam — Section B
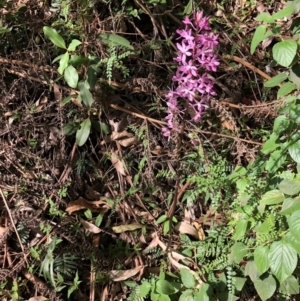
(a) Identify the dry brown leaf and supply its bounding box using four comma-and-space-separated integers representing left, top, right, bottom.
28, 297, 48, 301
0, 226, 7, 236
80, 218, 101, 234
109, 265, 143, 281
111, 130, 133, 140
112, 223, 143, 233
175, 222, 199, 240
220, 117, 236, 131
193, 221, 205, 241
118, 136, 138, 147
111, 152, 126, 175
66, 197, 111, 214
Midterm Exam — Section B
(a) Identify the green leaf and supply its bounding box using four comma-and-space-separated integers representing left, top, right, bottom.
68, 39, 82, 51
159, 295, 171, 301
264, 73, 288, 87
277, 82, 296, 98
155, 279, 176, 295
273, 116, 290, 134
289, 210, 300, 241
233, 277, 246, 291
265, 150, 286, 173
69, 55, 89, 67
273, 40, 298, 67
193, 283, 210, 301
91, 121, 110, 134
140, 282, 151, 298
58, 52, 69, 75
253, 274, 276, 301
288, 140, 300, 163
64, 65, 78, 88
289, 104, 300, 124
251, 25, 267, 54
280, 197, 300, 215
261, 133, 280, 154
156, 215, 167, 224
270, 5, 295, 22
98, 33, 134, 50
285, 231, 300, 255
244, 261, 260, 282
163, 220, 170, 235
43, 26, 66, 49
180, 268, 195, 289
269, 239, 297, 283
279, 179, 300, 195
280, 275, 300, 295
78, 81, 94, 108
256, 12, 274, 23
254, 245, 270, 275
87, 65, 99, 90
290, 63, 300, 89
260, 190, 285, 206
232, 219, 248, 241
183, 0, 193, 15
179, 289, 194, 301
64, 122, 79, 135
76, 118, 91, 146
228, 242, 248, 264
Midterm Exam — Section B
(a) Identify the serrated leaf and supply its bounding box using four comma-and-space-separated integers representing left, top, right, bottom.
76, 118, 91, 146
64, 65, 78, 88
98, 33, 134, 50
270, 5, 295, 22
251, 25, 267, 54
140, 282, 151, 298
280, 197, 300, 215
253, 274, 276, 301
78, 81, 94, 108
288, 140, 300, 163
269, 239, 297, 283
43, 26, 66, 49
273, 40, 298, 67
265, 150, 286, 173
254, 246, 270, 275
280, 275, 299, 295
58, 52, 69, 75
260, 190, 284, 206
155, 279, 177, 295
279, 179, 300, 195
290, 63, 300, 89
264, 73, 288, 87
273, 115, 290, 134
67, 39, 82, 51
180, 268, 195, 289
277, 82, 296, 98
289, 210, 300, 241
228, 242, 248, 264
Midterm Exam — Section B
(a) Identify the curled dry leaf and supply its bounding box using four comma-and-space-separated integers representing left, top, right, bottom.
193, 221, 205, 241
80, 217, 101, 234
109, 265, 144, 281
175, 221, 199, 240
101, 130, 139, 147
66, 197, 111, 214
111, 152, 126, 176
112, 223, 143, 233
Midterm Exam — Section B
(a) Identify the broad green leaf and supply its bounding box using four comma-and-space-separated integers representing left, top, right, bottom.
140, 282, 151, 298
280, 275, 299, 295
265, 150, 286, 173
67, 39, 82, 51
0, 25, 11, 34
244, 261, 260, 282
64, 65, 78, 88
98, 33, 134, 50
290, 63, 300, 89
264, 73, 288, 87
273, 115, 290, 134
87, 65, 99, 90
193, 283, 210, 301
58, 52, 69, 75
270, 5, 295, 21
279, 179, 300, 195
61, 94, 77, 106
69, 55, 89, 67
288, 140, 300, 163
273, 40, 297, 67
163, 220, 170, 235
277, 82, 296, 98
78, 81, 94, 108
64, 122, 79, 135
183, 0, 193, 15
289, 210, 300, 241
261, 133, 280, 154
254, 245, 270, 275
156, 215, 167, 224
251, 25, 267, 54
285, 231, 300, 255
253, 274, 276, 301
289, 104, 300, 124
256, 12, 274, 23
233, 277, 246, 291
43, 26, 66, 49
52, 53, 64, 64
155, 279, 176, 295
159, 295, 171, 301
91, 121, 110, 134
180, 268, 195, 289
280, 197, 300, 215
260, 190, 284, 206
269, 239, 297, 283
178, 289, 194, 301
232, 219, 248, 241
228, 242, 248, 264
76, 118, 91, 146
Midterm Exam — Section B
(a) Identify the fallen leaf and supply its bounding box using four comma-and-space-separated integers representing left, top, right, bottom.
28, 297, 48, 301
109, 265, 143, 281
66, 197, 111, 214
112, 223, 143, 233
111, 152, 126, 175
80, 218, 101, 234
193, 221, 205, 240
175, 222, 199, 239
